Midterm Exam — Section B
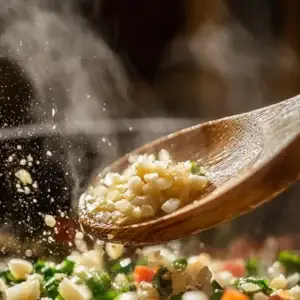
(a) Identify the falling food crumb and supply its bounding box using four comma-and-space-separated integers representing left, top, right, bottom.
8, 156, 13, 162
75, 232, 84, 240
44, 215, 56, 228
20, 159, 27, 166
15, 169, 33, 185
46, 151, 52, 157
17, 145, 22, 150
32, 182, 38, 189
24, 186, 31, 195
27, 155, 33, 162
25, 249, 32, 257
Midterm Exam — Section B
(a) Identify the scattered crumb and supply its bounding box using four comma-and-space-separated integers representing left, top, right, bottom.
25, 249, 33, 257
20, 159, 27, 166
44, 215, 56, 228
15, 169, 33, 185
24, 186, 31, 195
17, 145, 22, 150
46, 151, 52, 157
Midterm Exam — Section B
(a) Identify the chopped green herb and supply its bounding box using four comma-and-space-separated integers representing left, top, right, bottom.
41, 265, 57, 280
152, 266, 172, 296
44, 276, 60, 299
118, 283, 137, 293
211, 280, 224, 300
278, 251, 300, 273
234, 277, 273, 295
87, 272, 111, 296
191, 161, 205, 175
246, 259, 259, 276
94, 290, 119, 300
55, 295, 65, 300
173, 258, 188, 270
110, 258, 133, 275
56, 259, 75, 276
34, 259, 46, 272
0, 270, 23, 284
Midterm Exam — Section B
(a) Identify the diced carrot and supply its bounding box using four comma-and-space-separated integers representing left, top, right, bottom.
134, 265, 156, 283
221, 288, 249, 300
222, 261, 245, 277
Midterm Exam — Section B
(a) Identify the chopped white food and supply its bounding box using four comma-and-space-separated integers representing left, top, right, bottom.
8, 259, 33, 280
105, 243, 124, 260
59, 278, 92, 300
44, 215, 56, 228
161, 198, 180, 214
4, 279, 40, 300
15, 169, 33, 185
81, 150, 207, 225
182, 291, 209, 300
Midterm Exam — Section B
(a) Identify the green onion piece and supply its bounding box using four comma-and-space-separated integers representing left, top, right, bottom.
34, 259, 46, 272
94, 290, 119, 300
110, 258, 133, 275
41, 266, 57, 280
56, 259, 75, 276
55, 295, 65, 300
210, 280, 224, 300
0, 270, 23, 284
234, 277, 273, 295
278, 251, 300, 273
191, 161, 205, 175
86, 272, 111, 296
44, 276, 60, 299
173, 258, 188, 270
152, 266, 172, 296
246, 258, 259, 276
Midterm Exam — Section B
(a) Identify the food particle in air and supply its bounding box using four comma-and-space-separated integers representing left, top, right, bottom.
44, 215, 56, 228
15, 169, 33, 185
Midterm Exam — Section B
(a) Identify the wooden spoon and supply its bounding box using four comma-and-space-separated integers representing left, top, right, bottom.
79, 95, 300, 246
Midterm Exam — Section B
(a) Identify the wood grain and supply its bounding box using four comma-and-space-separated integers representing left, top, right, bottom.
79, 95, 300, 245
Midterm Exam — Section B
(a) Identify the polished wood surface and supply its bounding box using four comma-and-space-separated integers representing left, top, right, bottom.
79, 94, 300, 245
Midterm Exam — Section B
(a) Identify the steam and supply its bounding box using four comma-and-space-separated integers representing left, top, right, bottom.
0, 0, 134, 199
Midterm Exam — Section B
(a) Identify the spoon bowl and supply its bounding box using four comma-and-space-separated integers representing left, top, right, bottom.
79, 95, 300, 245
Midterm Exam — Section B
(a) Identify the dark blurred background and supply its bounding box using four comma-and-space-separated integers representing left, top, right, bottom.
0, 0, 299, 256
